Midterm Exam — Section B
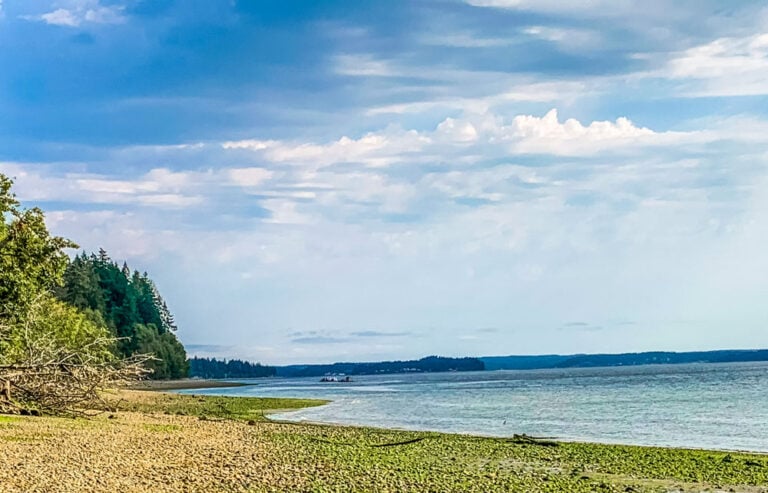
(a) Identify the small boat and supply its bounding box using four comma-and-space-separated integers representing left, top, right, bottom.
319, 376, 353, 383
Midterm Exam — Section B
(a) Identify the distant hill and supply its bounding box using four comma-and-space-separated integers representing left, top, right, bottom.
276, 356, 484, 378
481, 354, 572, 371
481, 349, 768, 371
188, 349, 768, 381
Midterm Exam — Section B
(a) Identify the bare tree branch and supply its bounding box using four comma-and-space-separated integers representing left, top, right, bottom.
0, 296, 155, 416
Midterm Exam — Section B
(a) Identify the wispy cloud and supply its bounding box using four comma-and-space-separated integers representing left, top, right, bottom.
334, 54, 399, 77
522, 26, 601, 50
465, 0, 611, 11
23, 0, 125, 27
659, 32, 768, 96
291, 336, 349, 345
559, 322, 604, 332
420, 33, 516, 48
0, 164, 207, 209
349, 331, 411, 338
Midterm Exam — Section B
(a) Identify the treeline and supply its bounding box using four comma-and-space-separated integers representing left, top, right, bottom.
55, 250, 188, 379
480, 349, 768, 371
188, 357, 276, 379
554, 350, 768, 368
277, 356, 485, 377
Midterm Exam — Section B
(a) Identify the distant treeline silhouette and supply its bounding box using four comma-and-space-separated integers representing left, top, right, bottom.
189, 349, 768, 381
277, 356, 485, 377
480, 349, 768, 371
189, 357, 276, 379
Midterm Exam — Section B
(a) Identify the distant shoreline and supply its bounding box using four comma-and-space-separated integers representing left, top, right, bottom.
129, 379, 254, 391
264, 348, 768, 378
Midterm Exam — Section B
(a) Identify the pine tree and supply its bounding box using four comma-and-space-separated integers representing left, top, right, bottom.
56, 250, 188, 379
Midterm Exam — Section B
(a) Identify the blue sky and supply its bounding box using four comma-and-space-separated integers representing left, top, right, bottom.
1, 0, 767, 364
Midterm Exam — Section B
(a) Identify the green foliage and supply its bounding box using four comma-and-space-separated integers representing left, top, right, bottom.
0, 175, 76, 316
58, 251, 188, 379
1, 173, 187, 380
0, 295, 114, 365
0, 174, 110, 367
135, 325, 188, 379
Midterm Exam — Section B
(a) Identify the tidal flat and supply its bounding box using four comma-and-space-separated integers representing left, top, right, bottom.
0, 391, 766, 492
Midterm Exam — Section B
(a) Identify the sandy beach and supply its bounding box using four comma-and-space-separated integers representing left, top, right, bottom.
0, 390, 766, 492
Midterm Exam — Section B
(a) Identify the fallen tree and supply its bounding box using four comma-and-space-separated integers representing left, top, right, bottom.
0, 295, 152, 416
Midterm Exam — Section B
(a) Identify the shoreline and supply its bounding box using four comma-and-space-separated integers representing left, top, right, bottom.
2, 389, 767, 492
185, 383, 768, 456
128, 378, 255, 391
153, 386, 768, 455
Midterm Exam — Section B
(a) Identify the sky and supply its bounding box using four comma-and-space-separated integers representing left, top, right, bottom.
1, 0, 767, 365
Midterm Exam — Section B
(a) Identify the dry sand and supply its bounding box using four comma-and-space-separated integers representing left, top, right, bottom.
0, 407, 308, 492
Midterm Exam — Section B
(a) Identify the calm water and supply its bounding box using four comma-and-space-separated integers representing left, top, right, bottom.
181, 362, 768, 452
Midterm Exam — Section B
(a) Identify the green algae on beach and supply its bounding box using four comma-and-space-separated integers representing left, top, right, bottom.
92, 391, 768, 492
107, 389, 328, 422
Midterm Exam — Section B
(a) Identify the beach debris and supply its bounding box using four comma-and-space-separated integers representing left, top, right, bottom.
310, 436, 428, 448
509, 434, 559, 447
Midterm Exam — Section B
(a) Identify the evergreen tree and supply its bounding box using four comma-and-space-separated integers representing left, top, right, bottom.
57, 250, 189, 379
188, 357, 276, 379
1, 173, 188, 380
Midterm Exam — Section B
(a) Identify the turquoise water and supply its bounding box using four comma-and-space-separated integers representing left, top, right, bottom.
181, 362, 768, 452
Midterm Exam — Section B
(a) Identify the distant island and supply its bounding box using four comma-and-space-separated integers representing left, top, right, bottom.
275, 356, 485, 378
480, 349, 768, 370
189, 349, 768, 379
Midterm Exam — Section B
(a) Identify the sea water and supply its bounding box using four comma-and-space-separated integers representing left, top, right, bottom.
181, 362, 768, 452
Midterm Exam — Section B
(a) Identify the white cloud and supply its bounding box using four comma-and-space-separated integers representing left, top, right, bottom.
502, 109, 680, 155
0, 164, 205, 209
224, 129, 431, 168
227, 168, 274, 187
25, 0, 125, 27
522, 26, 601, 50
435, 118, 478, 143
660, 32, 768, 96
420, 33, 515, 48
261, 199, 312, 225
135, 194, 202, 207
222, 140, 274, 151
365, 80, 590, 116
226, 109, 696, 165
315, 172, 417, 215
425, 166, 544, 203
40, 8, 79, 26
334, 54, 398, 77
465, 0, 622, 14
